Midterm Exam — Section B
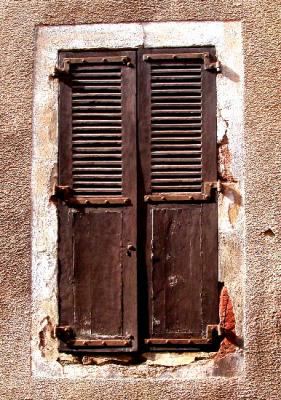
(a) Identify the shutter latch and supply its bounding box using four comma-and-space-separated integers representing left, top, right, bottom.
53, 185, 73, 201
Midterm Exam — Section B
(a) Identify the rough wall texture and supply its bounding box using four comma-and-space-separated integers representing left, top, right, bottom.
0, 1, 280, 399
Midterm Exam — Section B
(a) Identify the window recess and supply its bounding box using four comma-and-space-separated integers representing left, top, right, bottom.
56, 48, 219, 353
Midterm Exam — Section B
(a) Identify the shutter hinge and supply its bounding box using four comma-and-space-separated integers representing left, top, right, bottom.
206, 324, 244, 348
202, 181, 221, 199
56, 325, 75, 342
206, 324, 220, 340
203, 55, 222, 73
49, 62, 71, 79
53, 185, 73, 200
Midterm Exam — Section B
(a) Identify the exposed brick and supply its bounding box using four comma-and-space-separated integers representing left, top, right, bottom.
219, 286, 235, 331
215, 287, 238, 360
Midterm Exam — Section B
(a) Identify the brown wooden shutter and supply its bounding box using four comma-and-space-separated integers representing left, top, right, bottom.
57, 51, 138, 352
138, 48, 218, 349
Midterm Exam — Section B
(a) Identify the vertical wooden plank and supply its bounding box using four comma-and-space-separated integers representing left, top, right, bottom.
201, 202, 219, 329
119, 51, 138, 348
201, 48, 217, 184
58, 201, 74, 327
137, 49, 152, 195
58, 52, 72, 186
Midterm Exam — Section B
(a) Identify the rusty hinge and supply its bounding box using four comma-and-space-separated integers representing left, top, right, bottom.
145, 338, 212, 345
56, 325, 75, 342
50, 55, 133, 79
56, 326, 132, 347
206, 324, 219, 340
68, 339, 132, 347
143, 52, 221, 73
203, 181, 220, 198
206, 324, 244, 348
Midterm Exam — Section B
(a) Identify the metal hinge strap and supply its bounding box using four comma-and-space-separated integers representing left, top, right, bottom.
144, 181, 219, 203
143, 52, 221, 72
51, 55, 133, 78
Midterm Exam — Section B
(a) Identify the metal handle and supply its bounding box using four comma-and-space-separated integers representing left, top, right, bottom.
126, 244, 136, 256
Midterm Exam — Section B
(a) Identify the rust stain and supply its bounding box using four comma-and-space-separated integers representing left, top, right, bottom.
217, 134, 237, 183
39, 316, 56, 357
228, 203, 240, 225
221, 182, 242, 226
39, 104, 57, 143
49, 163, 58, 204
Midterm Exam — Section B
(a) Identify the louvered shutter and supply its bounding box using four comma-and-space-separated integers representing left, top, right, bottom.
138, 48, 218, 349
57, 51, 138, 352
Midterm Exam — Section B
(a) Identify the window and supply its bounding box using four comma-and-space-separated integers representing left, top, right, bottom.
55, 48, 218, 353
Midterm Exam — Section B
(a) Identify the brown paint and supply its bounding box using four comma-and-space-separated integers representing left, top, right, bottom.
58, 48, 218, 352
58, 50, 138, 353
138, 48, 218, 350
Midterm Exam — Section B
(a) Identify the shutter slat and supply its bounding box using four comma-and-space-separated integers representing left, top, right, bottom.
149, 59, 203, 194
72, 93, 121, 98
73, 140, 122, 145
152, 116, 201, 121
73, 154, 122, 159
151, 164, 201, 170
152, 137, 201, 142
152, 75, 201, 80
151, 96, 201, 100
152, 178, 202, 183
73, 174, 122, 179
152, 109, 202, 114
152, 171, 201, 176
72, 99, 121, 104
72, 113, 122, 117
73, 126, 121, 131
152, 144, 201, 149
74, 181, 122, 186
73, 106, 122, 110
71, 63, 123, 196
72, 72, 122, 78
73, 160, 121, 165
152, 158, 202, 163
73, 168, 122, 172
72, 79, 121, 84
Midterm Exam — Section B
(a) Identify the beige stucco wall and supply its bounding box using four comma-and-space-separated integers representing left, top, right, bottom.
0, 1, 280, 399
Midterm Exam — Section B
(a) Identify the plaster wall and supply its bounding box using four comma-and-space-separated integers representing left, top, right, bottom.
0, 1, 280, 399
32, 21, 244, 378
